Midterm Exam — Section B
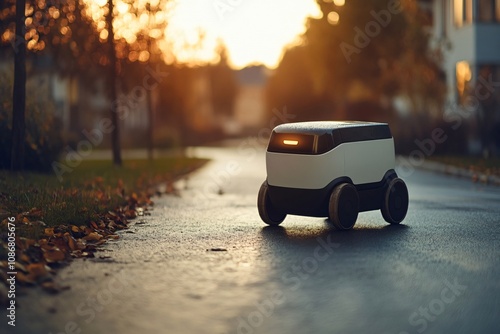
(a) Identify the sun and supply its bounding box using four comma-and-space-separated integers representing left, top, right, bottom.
165, 0, 322, 69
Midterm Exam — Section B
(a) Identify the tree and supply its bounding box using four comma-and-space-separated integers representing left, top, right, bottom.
1, 0, 106, 170
10, 0, 27, 171
266, 0, 445, 134
266, 46, 330, 121
106, 0, 121, 166
102, 0, 172, 162
1, 0, 174, 167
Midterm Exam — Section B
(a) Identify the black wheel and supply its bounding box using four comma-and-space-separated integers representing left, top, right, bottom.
381, 178, 409, 224
329, 183, 359, 230
257, 181, 286, 225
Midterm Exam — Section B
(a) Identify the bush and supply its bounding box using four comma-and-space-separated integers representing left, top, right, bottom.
0, 72, 64, 172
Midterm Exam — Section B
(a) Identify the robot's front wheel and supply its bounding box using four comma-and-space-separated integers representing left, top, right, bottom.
381, 177, 409, 224
329, 183, 359, 230
258, 181, 286, 225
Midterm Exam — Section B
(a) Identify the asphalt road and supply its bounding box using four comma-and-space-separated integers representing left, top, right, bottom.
8, 144, 500, 334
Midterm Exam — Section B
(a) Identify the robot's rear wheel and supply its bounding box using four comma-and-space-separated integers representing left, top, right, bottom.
381, 177, 409, 224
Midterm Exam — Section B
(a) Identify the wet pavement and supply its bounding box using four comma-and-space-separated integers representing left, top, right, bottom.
7, 143, 500, 334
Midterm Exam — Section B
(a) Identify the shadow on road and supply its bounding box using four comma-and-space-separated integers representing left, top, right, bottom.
260, 223, 410, 251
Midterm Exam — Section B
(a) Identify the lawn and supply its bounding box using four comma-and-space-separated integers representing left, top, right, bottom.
0, 157, 208, 232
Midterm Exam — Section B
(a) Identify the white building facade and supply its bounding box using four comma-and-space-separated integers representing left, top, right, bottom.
429, 0, 500, 103
426, 0, 500, 154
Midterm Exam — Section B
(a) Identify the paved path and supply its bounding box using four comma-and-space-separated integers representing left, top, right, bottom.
8, 144, 500, 334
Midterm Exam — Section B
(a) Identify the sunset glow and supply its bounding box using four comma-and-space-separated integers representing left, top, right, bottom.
165, 0, 321, 68
2, 0, 321, 68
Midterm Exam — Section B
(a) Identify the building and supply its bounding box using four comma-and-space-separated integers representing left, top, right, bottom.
428, 0, 500, 103
426, 0, 500, 154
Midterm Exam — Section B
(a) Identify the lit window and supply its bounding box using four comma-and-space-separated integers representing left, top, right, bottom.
456, 61, 472, 102
454, 0, 464, 26
497, 0, 500, 21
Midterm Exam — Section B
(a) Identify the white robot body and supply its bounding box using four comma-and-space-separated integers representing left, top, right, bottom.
257, 121, 409, 229
266, 138, 395, 189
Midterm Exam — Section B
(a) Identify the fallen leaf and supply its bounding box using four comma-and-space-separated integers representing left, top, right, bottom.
66, 234, 78, 251
44, 228, 55, 237
84, 232, 103, 242
125, 210, 137, 219
26, 263, 52, 282
52, 236, 71, 252
43, 247, 66, 263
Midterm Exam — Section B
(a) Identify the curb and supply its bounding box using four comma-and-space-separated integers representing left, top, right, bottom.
413, 159, 500, 187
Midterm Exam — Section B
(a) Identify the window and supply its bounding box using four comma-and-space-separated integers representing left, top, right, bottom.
454, 0, 464, 26
454, 0, 473, 26
478, 0, 500, 22
465, 0, 473, 23
455, 0, 500, 25
456, 61, 472, 103
478, 0, 494, 21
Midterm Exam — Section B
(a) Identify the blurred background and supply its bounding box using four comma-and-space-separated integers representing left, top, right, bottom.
1, 0, 499, 171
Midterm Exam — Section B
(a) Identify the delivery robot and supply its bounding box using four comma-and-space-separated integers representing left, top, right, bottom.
258, 121, 409, 230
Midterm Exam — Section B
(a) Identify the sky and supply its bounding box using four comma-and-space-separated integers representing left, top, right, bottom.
165, 0, 322, 69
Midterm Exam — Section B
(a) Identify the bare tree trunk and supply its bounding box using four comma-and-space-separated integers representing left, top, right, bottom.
107, 0, 122, 166
10, 0, 27, 171
147, 89, 154, 160
146, 2, 154, 161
